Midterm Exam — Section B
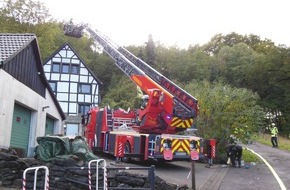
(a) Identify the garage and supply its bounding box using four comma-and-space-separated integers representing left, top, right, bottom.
10, 104, 31, 157
0, 34, 65, 157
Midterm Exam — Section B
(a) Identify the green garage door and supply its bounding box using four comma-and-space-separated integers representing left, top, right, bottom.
10, 104, 31, 157
45, 117, 54, 135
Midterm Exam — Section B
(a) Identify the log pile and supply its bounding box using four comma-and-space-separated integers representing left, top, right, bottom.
0, 149, 188, 190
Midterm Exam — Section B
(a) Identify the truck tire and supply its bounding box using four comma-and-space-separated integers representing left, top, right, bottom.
122, 142, 131, 163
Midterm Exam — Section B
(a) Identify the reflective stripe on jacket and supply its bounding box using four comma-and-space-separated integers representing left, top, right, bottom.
271, 127, 278, 137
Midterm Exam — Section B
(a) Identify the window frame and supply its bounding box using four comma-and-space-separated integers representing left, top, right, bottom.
78, 103, 91, 115
62, 63, 70, 73
71, 65, 79, 74
51, 62, 60, 73
79, 83, 91, 94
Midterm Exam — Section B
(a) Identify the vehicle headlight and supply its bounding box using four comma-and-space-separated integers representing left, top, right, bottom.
163, 139, 172, 149
163, 143, 169, 148
190, 140, 197, 150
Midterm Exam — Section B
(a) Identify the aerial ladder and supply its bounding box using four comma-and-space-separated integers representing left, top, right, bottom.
63, 23, 198, 135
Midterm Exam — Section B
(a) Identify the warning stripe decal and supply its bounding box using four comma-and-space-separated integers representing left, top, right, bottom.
161, 139, 190, 154
171, 117, 194, 128
172, 139, 190, 154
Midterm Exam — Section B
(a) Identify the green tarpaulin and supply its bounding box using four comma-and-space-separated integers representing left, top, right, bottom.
35, 136, 98, 162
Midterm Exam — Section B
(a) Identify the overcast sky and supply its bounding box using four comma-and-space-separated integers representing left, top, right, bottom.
38, 0, 289, 48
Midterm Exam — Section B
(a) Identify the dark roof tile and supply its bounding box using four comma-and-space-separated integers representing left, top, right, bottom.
0, 33, 35, 62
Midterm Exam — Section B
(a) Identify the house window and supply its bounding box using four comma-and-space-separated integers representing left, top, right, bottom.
65, 123, 79, 137
79, 84, 91, 94
71, 65, 79, 74
49, 82, 57, 92
52, 62, 60, 73
79, 104, 91, 115
62, 64, 70, 73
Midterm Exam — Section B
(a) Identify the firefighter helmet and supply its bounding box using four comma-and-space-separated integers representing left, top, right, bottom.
142, 95, 149, 100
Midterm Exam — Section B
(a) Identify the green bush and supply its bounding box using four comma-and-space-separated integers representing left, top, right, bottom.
242, 148, 261, 163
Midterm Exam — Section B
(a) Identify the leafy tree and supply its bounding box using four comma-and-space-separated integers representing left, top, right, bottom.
154, 45, 184, 80
202, 32, 276, 56
187, 47, 214, 82
100, 76, 138, 109
87, 52, 122, 98
0, 0, 65, 59
0, 0, 51, 25
257, 45, 290, 132
126, 45, 144, 57
203, 32, 244, 55
205, 37, 290, 133
185, 80, 266, 160
215, 42, 258, 88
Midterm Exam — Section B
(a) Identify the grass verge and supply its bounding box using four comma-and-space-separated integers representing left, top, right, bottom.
241, 133, 290, 163
253, 133, 290, 151
242, 147, 261, 163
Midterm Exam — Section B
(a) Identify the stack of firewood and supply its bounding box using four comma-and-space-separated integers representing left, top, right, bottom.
0, 149, 188, 190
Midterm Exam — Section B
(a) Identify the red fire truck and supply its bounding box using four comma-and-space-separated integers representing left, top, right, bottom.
64, 23, 215, 162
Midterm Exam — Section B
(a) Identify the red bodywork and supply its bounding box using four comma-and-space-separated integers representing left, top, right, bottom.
64, 23, 210, 162
129, 74, 197, 134
84, 106, 205, 162
131, 75, 174, 118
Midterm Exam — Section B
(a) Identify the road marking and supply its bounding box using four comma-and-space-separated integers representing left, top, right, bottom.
247, 148, 286, 190
187, 170, 191, 179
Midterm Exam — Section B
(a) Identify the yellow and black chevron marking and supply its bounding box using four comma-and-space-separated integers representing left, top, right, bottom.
160, 139, 190, 154
172, 139, 190, 154
171, 117, 194, 128
195, 140, 201, 153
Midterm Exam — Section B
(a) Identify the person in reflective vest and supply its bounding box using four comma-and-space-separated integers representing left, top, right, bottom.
270, 123, 279, 148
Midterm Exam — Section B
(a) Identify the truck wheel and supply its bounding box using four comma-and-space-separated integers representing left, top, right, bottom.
122, 142, 131, 163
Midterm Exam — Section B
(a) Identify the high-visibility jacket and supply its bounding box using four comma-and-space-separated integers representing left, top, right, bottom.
271, 127, 278, 137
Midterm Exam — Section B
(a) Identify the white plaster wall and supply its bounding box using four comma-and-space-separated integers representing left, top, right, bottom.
0, 69, 64, 156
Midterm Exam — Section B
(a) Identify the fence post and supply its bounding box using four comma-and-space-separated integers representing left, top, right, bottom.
88, 159, 107, 190
148, 165, 155, 190
22, 166, 49, 190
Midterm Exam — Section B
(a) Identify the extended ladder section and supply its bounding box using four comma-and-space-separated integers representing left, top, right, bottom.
64, 23, 198, 119
86, 27, 145, 78
85, 27, 198, 119
118, 47, 198, 118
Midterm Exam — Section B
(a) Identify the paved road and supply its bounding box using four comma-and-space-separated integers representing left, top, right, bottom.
104, 155, 217, 189
246, 142, 288, 189
217, 142, 289, 190
113, 142, 290, 190
99, 141, 290, 190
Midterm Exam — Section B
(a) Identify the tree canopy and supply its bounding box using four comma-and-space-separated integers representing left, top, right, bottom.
1, 0, 290, 157
185, 81, 265, 159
